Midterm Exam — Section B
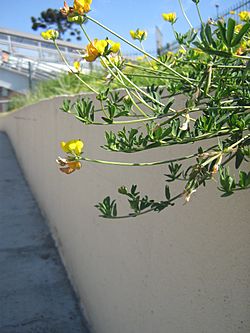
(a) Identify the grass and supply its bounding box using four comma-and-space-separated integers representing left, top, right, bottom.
8, 60, 167, 111
8, 70, 106, 111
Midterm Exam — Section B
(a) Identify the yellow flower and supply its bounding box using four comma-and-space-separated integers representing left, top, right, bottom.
229, 10, 235, 15
83, 39, 120, 62
136, 55, 145, 61
239, 11, 250, 22
235, 24, 243, 33
73, 0, 92, 14
61, 139, 84, 156
236, 40, 250, 54
130, 29, 147, 41
178, 48, 186, 54
107, 40, 121, 53
41, 30, 59, 40
56, 157, 82, 174
101, 55, 123, 68
73, 61, 81, 72
162, 12, 177, 24
83, 41, 101, 62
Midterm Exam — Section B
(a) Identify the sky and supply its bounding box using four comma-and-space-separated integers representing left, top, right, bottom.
0, 0, 241, 54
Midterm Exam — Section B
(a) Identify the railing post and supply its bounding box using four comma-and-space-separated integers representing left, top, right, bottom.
28, 61, 33, 91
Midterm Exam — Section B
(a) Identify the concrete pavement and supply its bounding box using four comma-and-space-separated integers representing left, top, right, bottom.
0, 132, 89, 333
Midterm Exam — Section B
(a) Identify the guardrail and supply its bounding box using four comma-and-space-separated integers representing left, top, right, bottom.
0, 27, 81, 63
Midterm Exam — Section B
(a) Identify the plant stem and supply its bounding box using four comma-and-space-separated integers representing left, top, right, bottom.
125, 62, 180, 77
109, 59, 166, 108
171, 24, 186, 52
85, 15, 194, 85
80, 24, 92, 43
102, 58, 153, 116
53, 41, 99, 94
116, 71, 150, 117
82, 151, 200, 167
101, 192, 184, 219
195, 3, 203, 25
178, 0, 194, 29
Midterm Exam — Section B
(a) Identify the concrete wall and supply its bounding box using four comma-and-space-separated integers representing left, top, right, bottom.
0, 67, 34, 93
0, 95, 249, 333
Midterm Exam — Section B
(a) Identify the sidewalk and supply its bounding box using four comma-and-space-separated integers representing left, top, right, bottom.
0, 132, 89, 333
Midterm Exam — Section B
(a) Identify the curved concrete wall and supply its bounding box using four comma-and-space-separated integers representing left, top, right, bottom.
0, 95, 249, 333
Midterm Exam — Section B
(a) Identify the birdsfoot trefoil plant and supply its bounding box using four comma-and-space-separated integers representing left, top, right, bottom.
41, 0, 250, 219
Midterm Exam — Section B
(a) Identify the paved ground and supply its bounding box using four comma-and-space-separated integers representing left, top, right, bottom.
0, 132, 89, 333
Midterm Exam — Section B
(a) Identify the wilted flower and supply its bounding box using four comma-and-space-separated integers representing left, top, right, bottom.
60, 0, 91, 22
41, 30, 59, 41
183, 188, 196, 203
83, 39, 120, 62
60, 1, 71, 16
56, 157, 82, 174
212, 155, 223, 175
179, 114, 190, 131
162, 12, 177, 24
239, 11, 250, 22
130, 29, 147, 42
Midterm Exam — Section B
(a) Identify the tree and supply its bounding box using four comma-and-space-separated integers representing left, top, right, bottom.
31, 8, 82, 42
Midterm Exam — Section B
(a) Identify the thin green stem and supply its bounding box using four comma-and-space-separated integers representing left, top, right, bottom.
178, 0, 194, 29
109, 59, 166, 108
81, 151, 200, 167
100, 99, 109, 118
80, 24, 92, 43
233, 54, 250, 60
140, 41, 155, 69
126, 73, 187, 80
102, 58, 152, 116
125, 63, 198, 82
226, 133, 250, 150
100, 193, 184, 219
116, 71, 149, 117
53, 41, 99, 95
195, 3, 203, 25
201, 134, 250, 168
86, 15, 194, 85
171, 24, 186, 52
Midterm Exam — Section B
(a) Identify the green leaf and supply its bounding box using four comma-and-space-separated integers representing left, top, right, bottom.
118, 186, 128, 195
198, 47, 232, 57
217, 20, 228, 46
226, 18, 236, 47
102, 117, 113, 124
235, 149, 245, 169
239, 171, 250, 188
162, 97, 175, 115
231, 23, 250, 47
113, 203, 117, 217
200, 25, 210, 48
205, 24, 215, 47
165, 185, 171, 200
